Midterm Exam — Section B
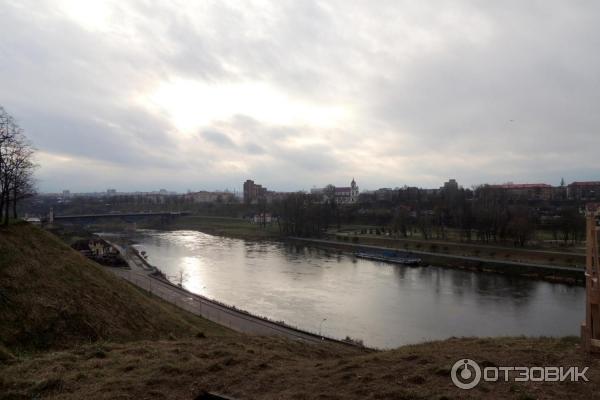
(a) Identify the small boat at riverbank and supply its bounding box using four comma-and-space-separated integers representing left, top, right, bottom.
356, 250, 422, 266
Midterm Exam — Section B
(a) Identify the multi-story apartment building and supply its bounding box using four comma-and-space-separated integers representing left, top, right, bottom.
243, 179, 268, 204
489, 183, 553, 201
568, 181, 600, 201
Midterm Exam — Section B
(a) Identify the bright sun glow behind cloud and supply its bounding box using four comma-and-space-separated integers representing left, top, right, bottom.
56, 0, 113, 32
3, 0, 600, 192
138, 78, 350, 134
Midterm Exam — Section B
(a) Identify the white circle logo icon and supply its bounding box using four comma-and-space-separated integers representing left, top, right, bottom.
451, 359, 482, 389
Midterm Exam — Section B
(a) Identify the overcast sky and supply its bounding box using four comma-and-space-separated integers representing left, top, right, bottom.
1, 1, 598, 193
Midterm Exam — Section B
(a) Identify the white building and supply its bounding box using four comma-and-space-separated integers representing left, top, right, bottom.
334, 179, 359, 204
252, 213, 273, 224
185, 191, 235, 203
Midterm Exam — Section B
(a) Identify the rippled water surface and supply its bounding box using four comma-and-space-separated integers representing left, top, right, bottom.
105, 229, 584, 348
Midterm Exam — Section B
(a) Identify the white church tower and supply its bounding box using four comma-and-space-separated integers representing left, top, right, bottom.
350, 178, 359, 203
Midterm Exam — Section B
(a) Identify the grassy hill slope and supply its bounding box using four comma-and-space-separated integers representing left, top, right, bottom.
0, 222, 230, 352
1, 336, 597, 399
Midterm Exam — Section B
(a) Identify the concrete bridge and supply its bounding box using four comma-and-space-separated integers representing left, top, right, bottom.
49, 211, 190, 223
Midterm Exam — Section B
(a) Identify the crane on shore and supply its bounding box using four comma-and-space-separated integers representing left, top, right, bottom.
582, 203, 600, 352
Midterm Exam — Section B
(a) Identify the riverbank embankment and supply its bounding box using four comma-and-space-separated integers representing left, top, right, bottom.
290, 237, 585, 285
332, 232, 585, 266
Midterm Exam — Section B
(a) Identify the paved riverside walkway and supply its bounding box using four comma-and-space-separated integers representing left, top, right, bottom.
105, 243, 347, 346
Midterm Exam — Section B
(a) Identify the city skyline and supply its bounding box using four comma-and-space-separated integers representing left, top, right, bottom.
1, 1, 599, 193
43, 176, 599, 197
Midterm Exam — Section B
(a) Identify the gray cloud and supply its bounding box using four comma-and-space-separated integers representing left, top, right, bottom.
244, 142, 266, 155
201, 130, 237, 148
0, 0, 598, 192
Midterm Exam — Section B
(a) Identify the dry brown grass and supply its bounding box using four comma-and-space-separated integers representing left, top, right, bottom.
1, 336, 598, 399
0, 222, 231, 352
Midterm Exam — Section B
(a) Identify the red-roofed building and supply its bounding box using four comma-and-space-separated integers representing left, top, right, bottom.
568, 181, 600, 200
334, 178, 359, 204
585, 203, 600, 213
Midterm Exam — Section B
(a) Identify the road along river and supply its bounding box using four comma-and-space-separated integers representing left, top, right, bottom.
100, 229, 584, 349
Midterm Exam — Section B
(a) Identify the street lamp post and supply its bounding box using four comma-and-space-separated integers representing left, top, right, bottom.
319, 318, 327, 337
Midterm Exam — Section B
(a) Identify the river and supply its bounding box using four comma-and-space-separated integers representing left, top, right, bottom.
102, 229, 584, 349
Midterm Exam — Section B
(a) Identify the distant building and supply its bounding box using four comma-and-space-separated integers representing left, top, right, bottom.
568, 181, 600, 200
310, 187, 325, 196
397, 186, 421, 201
552, 185, 568, 201
264, 191, 290, 204
72, 238, 118, 257
442, 179, 459, 192
243, 179, 267, 204
106, 188, 117, 196
185, 191, 235, 203
310, 179, 359, 204
71, 238, 125, 267
334, 179, 359, 204
374, 188, 394, 201
252, 213, 273, 224
439, 179, 460, 201
421, 188, 440, 197
62, 190, 71, 198
489, 183, 553, 201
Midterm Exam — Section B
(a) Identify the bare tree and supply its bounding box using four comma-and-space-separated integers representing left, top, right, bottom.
506, 206, 535, 247
0, 107, 36, 225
